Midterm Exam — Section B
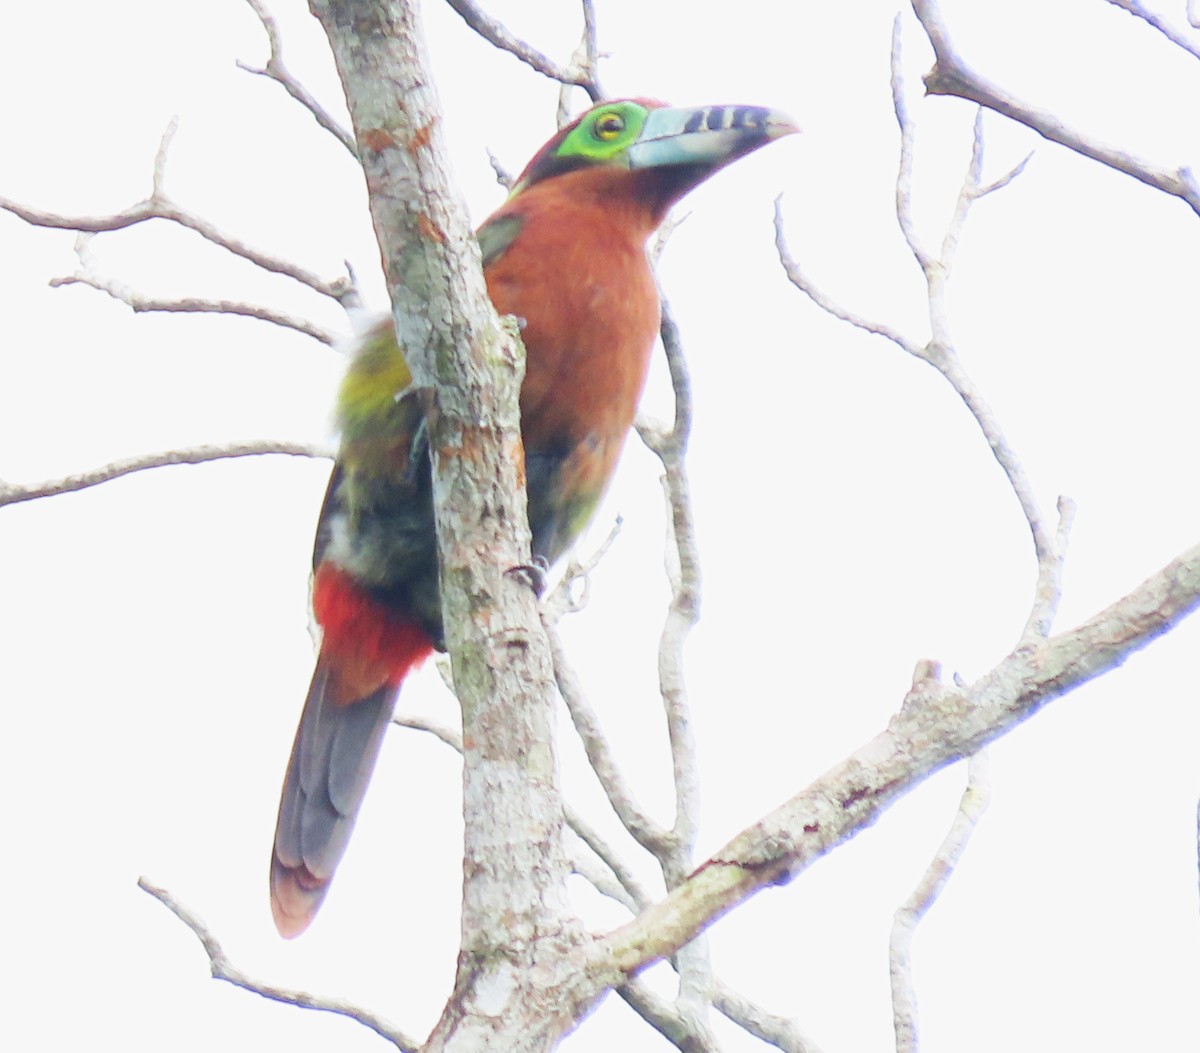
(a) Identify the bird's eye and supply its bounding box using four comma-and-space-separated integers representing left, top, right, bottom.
593, 112, 625, 141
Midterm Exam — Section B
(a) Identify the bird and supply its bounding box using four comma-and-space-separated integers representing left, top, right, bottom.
270, 98, 796, 937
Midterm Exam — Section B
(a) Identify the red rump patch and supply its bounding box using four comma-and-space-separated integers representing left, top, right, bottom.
312, 563, 434, 704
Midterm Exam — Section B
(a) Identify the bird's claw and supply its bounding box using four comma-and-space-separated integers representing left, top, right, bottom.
507, 555, 551, 598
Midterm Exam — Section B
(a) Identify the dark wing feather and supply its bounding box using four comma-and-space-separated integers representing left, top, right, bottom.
271, 663, 398, 938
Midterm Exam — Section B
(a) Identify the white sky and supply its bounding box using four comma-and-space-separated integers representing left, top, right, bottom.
1, 1, 1197, 1051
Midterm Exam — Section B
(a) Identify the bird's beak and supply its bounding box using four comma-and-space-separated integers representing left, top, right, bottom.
626, 105, 799, 172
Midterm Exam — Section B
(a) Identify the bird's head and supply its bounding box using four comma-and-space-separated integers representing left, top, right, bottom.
506, 98, 798, 220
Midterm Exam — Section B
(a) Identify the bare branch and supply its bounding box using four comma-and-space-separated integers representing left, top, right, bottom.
978, 150, 1033, 197
540, 517, 680, 858
443, 0, 603, 100
1023, 496, 1077, 643
1103, 0, 1200, 61
890, 15, 933, 271
601, 539, 1200, 974
0, 127, 356, 304
137, 877, 415, 1049
153, 118, 178, 194
890, 750, 991, 1053
51, 234, 338, 344
909, 0, 1200, 216
576, 0, 606, 100
712, 980, 825, 1053
632, 295, 718, 1029
543, 613, 674, 856
567, 812, 656, 913
617, 978, 721, 1053
541, 517, 624, 623
391, 713, 464, 753
638, 298, 702, 863
773, 201, 921, 356
927, 346, 1055, 589
580, 0, 601, 75
0, 440, 330, 508
938, 108, 987, 277
238, 0, 358, 156
786, 42, 1066, 644
567, 834, 644, 914
486, 148, 514, 189
890, 53, 1062, 634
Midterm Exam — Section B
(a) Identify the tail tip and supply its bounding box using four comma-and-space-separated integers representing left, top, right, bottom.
270, 856, 328, 939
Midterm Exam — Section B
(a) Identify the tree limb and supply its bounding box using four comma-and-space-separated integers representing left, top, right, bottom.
602, 541, 1200, 972
909, 0, 1200, 216
308, 4, 590, 1048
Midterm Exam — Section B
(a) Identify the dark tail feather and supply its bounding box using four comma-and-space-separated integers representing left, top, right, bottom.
270, 659, 398, 938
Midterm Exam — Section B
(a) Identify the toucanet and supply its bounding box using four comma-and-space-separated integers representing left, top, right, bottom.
271, 98, 796, 937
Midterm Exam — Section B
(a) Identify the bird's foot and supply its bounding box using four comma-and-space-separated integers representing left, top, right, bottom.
506, 555, 551, 598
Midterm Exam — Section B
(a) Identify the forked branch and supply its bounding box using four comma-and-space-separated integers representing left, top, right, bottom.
602, 540, 1200, 971
910, 0, 1200, 216
239, 0, 358, 156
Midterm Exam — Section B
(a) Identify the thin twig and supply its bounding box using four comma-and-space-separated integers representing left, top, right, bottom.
634, 294, 715, 1030
391, 713, 463, 752
1103, 0, 1200, 61
238, 0, 358, 156
888, 40, 1062, 635
634, 297, 704, 875
541, 517, 624, 623
1, 190, 353, 302
773, 201, 920, 356
137, 877, 415, 1049
910, 0, 1200, 216
890, 15, 933, 272
781, 26, 1066, 648
890, 752, 992, 1053
0, 122, 356, 304
1024, 497, 1077, 643
486, 148, 514, 189
543, 615, 674, 856
580, 0, 602, 81
565, 832, 642, 913
443, 0, 603, 99
617, 977, 721, 1053
0, 440, 330, 508
712, 980, 825, 1053
542, 518, 681, 863
51, 234, 338, 344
